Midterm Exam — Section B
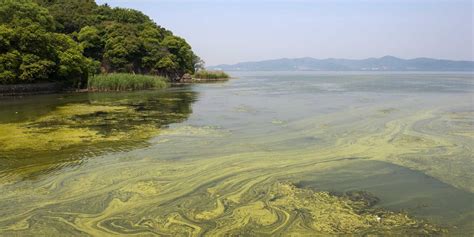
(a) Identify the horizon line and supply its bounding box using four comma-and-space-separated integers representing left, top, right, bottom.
209, 55, 474, 66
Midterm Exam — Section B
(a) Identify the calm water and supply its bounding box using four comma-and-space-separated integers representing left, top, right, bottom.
0, 72, 473, 235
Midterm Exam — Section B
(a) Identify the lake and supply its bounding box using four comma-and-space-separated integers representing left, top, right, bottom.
0, 72, 473, 236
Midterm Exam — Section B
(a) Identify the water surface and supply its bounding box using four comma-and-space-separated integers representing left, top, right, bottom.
0, 72, 473, 235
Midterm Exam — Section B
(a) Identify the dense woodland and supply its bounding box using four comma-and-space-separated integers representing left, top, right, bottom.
0, 0, 203, 87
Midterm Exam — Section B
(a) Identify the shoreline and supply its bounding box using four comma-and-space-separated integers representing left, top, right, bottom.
178, 77, 230, 84
0, 83, 66, 97
0, 78, 232, 96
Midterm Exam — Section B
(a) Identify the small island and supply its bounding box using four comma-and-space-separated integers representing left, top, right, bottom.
0, 0, 230, 95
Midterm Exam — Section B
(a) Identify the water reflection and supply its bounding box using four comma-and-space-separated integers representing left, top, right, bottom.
0, 87, 198, 181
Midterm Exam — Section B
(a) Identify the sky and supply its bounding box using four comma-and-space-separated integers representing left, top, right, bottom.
96, 0, 473, 66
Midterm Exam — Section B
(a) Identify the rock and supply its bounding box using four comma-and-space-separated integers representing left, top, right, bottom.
181, 73, 193, 82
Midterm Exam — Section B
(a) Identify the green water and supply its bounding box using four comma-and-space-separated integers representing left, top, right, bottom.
0, 72, 473, 236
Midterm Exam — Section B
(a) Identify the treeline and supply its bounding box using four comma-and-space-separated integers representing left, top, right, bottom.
0, 0, 202, 86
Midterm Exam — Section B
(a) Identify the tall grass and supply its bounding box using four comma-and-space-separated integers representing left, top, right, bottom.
193, 70, 230, 79
88, 73, 168, 91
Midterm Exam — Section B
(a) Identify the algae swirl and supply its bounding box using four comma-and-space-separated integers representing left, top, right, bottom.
0, 73, 473, 236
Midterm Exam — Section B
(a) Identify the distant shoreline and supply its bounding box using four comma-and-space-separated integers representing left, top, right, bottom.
208, 56, 474, 72
211, 70, 474, 73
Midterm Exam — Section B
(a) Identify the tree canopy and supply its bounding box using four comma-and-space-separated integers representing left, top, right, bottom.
0, 0, 201, 85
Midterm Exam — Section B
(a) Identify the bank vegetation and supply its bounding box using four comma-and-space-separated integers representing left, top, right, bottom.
0, 0, 204, 89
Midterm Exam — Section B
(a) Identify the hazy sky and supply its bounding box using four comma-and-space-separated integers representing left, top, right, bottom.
96, 0, 473, 65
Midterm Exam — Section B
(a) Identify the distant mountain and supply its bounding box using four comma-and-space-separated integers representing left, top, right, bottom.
208, 56, 474, 71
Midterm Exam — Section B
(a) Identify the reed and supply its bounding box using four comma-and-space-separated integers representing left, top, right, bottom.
87, 73, 168, 91
193, 70, 230, 79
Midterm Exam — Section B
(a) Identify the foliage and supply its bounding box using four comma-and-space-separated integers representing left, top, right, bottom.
0, 0, 201, 85
77, 26, 103, 60
33, 0, 98, 34
193, 70, 230, 79
0, 0, 55, 31
87, 73, 167, 91
0, 0, 93, 86
38, 0, 201, 79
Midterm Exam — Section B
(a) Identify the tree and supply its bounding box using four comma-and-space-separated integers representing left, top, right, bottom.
1, 0, 202, 84
77, 26, 103, 60
33, 0, 98, 34
1, 0, 55, 31
0, 0, 92, 86
102, 23, 143, 72
193, 55, 205, 72
53, 33, 96, 87
161, 35, 198, 77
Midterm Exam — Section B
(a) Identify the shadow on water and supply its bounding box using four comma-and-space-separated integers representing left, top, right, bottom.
0, 87, 199, 181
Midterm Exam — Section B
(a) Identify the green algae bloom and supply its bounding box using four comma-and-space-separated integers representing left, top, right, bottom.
0, 89, 197, 182
0, 73, 473, 236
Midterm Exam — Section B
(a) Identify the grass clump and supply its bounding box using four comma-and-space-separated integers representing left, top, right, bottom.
193, 70, 230, 79
88, 73, 168, 91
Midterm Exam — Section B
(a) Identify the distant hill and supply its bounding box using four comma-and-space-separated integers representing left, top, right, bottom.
208, 56, 474, 71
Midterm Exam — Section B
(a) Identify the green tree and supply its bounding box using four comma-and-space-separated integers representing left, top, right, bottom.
53, 33, 96, 87
77, 26, 103, 60
161, 35, 197, 76
1, 0, 55, 31
139, 23, 166, 74
33, 0, 98, 34
0, 0, 92, 86
102, 23, 143, 73
2, 0, 202, 84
